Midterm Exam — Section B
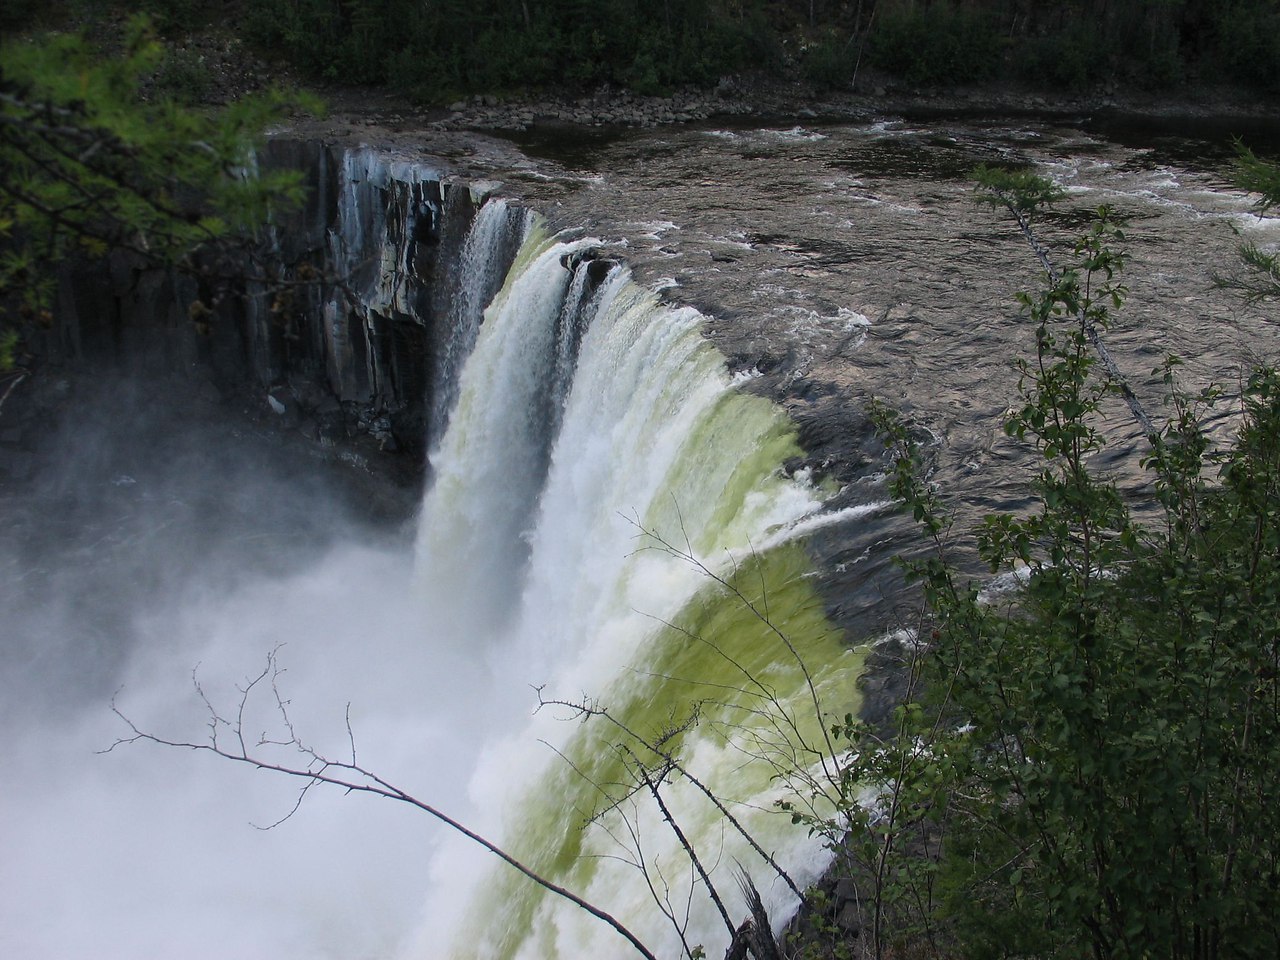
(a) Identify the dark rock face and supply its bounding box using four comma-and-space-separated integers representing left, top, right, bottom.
35, 141, 516, 504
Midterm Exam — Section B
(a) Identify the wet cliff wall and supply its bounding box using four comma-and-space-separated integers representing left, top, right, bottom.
38, 140, 512, 495
14, 133, 923, 656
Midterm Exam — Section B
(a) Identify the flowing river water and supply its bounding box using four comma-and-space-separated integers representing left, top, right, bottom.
1, 110, 1278, 959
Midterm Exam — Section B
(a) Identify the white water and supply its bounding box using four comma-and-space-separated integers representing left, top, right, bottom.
415, 223, 596, 638
408, 212, 851, 958
430, 198, 531, 438
0, 169, 849, 960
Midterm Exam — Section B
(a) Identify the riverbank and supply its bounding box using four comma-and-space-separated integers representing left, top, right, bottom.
114, 17, 1275, 137
307, 69, 1276, 139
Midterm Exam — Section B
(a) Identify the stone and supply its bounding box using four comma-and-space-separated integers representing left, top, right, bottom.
835, 901, 862, 934
196, 379, 222, 404
0, 448, 35, 481
835, 877, 860, 901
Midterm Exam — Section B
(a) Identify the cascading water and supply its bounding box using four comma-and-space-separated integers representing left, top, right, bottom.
409, 201, 866, 958
414, 222, 608, 637
429, 196, 531, 441
0, 145, 871, 960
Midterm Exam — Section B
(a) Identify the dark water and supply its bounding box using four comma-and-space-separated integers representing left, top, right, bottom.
498, 109, 1280, 628
503, 105, 1280, 182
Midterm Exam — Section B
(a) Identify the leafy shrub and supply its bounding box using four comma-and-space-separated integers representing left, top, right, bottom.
236, 0, 776, 100
866, 4, 1002, 87
0, 0, 46, 31
1211, 3, 1280, 90
136, 0, 210, 36
801, 32, 857, 90
241, 0, 342, 81
1014, 24, 1114, 91
152, 47, 212, 104
846, 171, 1280, 959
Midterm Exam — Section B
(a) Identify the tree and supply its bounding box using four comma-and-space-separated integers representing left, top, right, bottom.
825, 160, 1280, 959
1216, 142, 1280, 303
0, 17, 314, 372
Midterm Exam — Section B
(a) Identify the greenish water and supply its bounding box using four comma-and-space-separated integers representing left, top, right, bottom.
462, 542, 862, 959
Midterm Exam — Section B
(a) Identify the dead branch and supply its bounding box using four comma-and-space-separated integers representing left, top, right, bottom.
626, 513, 842, 783
540, 736, 704, 958
632, 753, 738, 944
104, 648, 659, 960
537, 689, 803, 902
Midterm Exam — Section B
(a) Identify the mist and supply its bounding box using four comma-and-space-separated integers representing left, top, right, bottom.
0, 190, 853, 960
0, 375, 461, 960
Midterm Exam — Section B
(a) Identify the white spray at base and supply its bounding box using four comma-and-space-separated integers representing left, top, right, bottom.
410, 205, 864, 958
0, 171, 864, 959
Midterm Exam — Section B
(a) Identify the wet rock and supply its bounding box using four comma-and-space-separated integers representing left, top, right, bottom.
0, 447, 35, 482
835, 901, 862, 934
195, 379, 223, 404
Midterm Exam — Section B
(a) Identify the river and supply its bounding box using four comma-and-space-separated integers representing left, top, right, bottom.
1, 109, 1276, 959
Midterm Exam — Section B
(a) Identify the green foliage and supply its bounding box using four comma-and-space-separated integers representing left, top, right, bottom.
134, 0, 213, 36
1213, 144, 1280, 303
973, 164, 1068, 215
0, 18, 315, 368
837, 174, 1280, 959
1229, 242, 1280, 302
0, 328, 18, 369
151, 47, 213, 104
866, 4, 1003, 87
0, 0, 47, 32
1013, 23, 1114, 92
1235, 142, 1280, 215
1210, 0, 1280, 90
7, 0, 1280, 99
801, 30, 859, 90
241, 0, 776, 101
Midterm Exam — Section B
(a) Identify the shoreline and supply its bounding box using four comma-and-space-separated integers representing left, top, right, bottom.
306, 73, 1278, 141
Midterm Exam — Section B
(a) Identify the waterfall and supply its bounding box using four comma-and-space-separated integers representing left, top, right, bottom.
412, 204, 863, 958
414, 223, 608, 637
430, 197, 531, 442
0, 147, 868, 960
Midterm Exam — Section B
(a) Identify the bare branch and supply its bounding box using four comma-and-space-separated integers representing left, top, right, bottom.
107, 649, 660, 960
345, 703, 357, 767
627, 517, 841, 782
634, 756, 738, 943
536, 689, 804, 902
